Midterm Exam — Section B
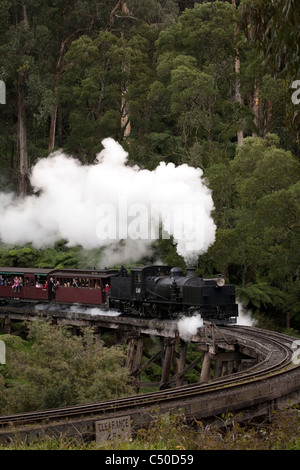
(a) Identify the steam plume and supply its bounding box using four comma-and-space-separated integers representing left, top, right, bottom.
0, 138, 216, 265
177, 314, 204, 341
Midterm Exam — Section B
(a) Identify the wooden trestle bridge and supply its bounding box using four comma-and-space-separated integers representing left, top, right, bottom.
0, 302, 257, 391
0, 302, 300, 444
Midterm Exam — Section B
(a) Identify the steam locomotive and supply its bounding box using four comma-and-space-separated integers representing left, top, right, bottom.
0, 265, 238, 325
110, 265, 238, 324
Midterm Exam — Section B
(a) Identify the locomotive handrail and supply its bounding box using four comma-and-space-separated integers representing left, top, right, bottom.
145, 288, 169, 301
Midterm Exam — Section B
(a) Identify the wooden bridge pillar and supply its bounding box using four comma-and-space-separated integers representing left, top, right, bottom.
126, 335, 144, 393
126, 336, 143, 370
214, 360, 223, 378
200, 351, 212, 383
222, 360, 234, 376
126, 337, 136, 371
175, 340, 187, 386
160, 338, 175, 389
133, 336, 144, 390
2, 316, 11, 334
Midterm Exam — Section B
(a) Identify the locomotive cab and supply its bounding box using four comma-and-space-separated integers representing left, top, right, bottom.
109, 265, 171, 314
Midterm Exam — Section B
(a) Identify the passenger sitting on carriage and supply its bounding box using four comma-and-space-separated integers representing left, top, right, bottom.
12, 277, 19, 291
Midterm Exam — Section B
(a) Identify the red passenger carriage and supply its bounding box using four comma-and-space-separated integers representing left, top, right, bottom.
50, 269, 116, 306
0, 267, 52, 302
0, 267, 117, 306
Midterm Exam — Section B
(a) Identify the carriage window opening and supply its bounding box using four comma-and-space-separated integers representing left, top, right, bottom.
79, 278, 87, 287
2, 275, 11, 285
35, 275, 47, 288
79, 278, 89, 288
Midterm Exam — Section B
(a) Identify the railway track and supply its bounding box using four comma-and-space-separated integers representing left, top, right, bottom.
0, 325, 299, 440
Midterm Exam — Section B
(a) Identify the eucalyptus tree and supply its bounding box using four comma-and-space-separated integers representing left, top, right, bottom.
0, 0, 138, 194
151, 2, 254, 162
58, 1, 179, 161
0, 2, 95, 192
241, 0, 300, 149
0, 1, 46, 196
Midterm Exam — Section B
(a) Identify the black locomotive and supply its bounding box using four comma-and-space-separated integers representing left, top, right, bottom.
109, 265, 238, 324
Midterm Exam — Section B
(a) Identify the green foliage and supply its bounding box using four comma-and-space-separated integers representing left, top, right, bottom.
0, 322, 133, 414
0, 241, 82, 269
241, 0, 300, 78
207, 134, 300, 329
237, 283, 284, 310
241, 0, 300, 145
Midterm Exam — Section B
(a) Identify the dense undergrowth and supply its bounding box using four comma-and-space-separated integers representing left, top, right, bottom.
0, 408, 300, 450
0, 409, 300, 451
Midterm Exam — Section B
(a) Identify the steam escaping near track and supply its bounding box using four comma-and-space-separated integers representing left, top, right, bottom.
177, 314, 204, 342
0, 138, 216, 265
34, 303, 121, 317
69, 306, 121, 317
236, 301, 257, 327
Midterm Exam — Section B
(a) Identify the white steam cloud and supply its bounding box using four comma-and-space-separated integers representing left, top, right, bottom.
236, 301, 257, 327
177, 314, 204, 341
34, 303, 121, 317
0, 138, 216, 265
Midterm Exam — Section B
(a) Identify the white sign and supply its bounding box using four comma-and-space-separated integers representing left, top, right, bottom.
0, 340, 6, 364
0, 81, 6, 104
95, 415, 131, 443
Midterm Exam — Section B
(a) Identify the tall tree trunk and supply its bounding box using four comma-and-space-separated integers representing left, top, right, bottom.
48, 28, 90, 152
286, 311, 290, 329
48, 100, 58, 152
48, 82, 59, 152
232, 0, 243, 146
48, 40, 67, 152
121, 2, 131, 138
18, 3, 29, 197
22, 3, 29, 27
252, 78, 260, 137
109, 2, 132, 139
17, 79, 28, 197
235, 53, 243, 146
121, 32, 131, 139
263, 99, 272, 137
121, 86, 131, 138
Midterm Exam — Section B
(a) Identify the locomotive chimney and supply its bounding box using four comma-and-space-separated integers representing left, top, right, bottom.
186, 267, 196, 277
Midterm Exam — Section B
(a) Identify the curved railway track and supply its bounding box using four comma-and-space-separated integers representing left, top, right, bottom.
0, 325, 299, 442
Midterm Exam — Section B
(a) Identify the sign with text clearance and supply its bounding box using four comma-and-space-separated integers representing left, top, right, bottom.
95, 415, 131, 443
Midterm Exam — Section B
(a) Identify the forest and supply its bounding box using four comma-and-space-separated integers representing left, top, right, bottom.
0, 0, 299, 332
